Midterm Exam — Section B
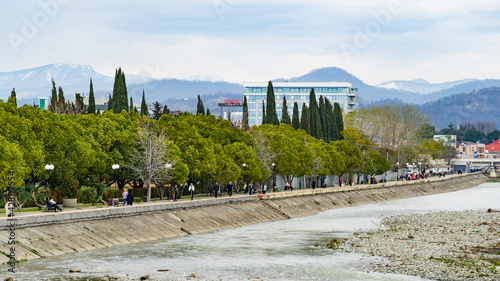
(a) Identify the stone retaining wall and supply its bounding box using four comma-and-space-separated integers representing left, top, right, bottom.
0, 173, 487, 264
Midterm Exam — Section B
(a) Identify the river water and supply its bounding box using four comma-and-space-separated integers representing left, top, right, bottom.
8, 182, 500, 280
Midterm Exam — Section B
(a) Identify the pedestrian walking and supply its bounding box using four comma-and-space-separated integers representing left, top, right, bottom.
173, 185, 178, 202
262, 184, 267, 194
189, 183, 195, 200
311, 180, 316, 190
122, 188, 128, 206
126, 191, 134, 206
214, 182, 220, 198
227, 182, 233, 197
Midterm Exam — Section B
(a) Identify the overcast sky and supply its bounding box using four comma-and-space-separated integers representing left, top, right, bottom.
1, 0, 499, 85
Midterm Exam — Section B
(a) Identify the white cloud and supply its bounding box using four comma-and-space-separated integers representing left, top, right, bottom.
0, 0, 499, 84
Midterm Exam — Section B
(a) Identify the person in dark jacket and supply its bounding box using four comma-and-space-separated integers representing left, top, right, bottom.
214, 182, 220, 198
227, 182, 233, 197
126, 191, 134, 206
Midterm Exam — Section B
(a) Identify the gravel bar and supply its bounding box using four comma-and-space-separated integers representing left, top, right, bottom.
348, 210, 500, 281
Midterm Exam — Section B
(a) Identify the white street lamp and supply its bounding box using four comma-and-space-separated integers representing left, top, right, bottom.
112, 164, 120, 199
45, 164, 54, 196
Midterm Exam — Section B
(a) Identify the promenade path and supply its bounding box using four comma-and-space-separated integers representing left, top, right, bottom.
0, 173, 474, 230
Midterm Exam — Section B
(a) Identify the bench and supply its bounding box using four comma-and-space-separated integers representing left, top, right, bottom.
44, 202, 56, 212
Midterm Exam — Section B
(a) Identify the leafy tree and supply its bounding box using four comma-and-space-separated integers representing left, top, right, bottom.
0, 135, 27, 191
73, 93, 85, 118
140, 90, 148, 116
127, 118, 176, 200
486, 130, 500, 144
242, 96, 248, 125
300, 103, 310, 134
416, 122, 436, 140
88, 78, 96, 114
264, 81, 279, 125
281, 96, 291, 125
60, 170, 79, 198
292, 102, 300, 130
152, 101, 163, 120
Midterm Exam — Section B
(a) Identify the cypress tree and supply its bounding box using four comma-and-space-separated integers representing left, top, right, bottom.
130, 97, 133, 112
9, 88, 17, 107
291, 102, 300, 129
308, 89, 322, 139
333, 102, 344, 140
281, 96, 291, 125
48, 80, 58, 112
111, 67, 129, 113
318, 96, 327, 140
107, 93, 113, 111
196, 95, 205, 116
140, 90, 148, 116
206, 108, 210, 116
58, 86, 66, 113
96, 108, 101, 115
88, 78, 96, 114
325, 97, 336, 142
265, 81, 279, 125
300, 103, 310, 134
262, 102, 266, 125
163, 104, 170, 116
122, 71, 129, 112
58, 86, 65, 104
242, 96, 248, 125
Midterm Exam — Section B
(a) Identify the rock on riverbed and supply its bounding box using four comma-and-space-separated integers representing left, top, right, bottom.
347, 210, 500, 281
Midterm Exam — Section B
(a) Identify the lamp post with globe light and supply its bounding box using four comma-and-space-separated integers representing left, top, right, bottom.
396, 162, 399, 180
165, 163, 172, 199
45, 164, 54, 196
112, 164, 120, 200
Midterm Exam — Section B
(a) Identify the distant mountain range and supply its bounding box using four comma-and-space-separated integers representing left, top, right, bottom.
1, 63, 499, 129
418, 87, 500, 129
376, 78, 477, 95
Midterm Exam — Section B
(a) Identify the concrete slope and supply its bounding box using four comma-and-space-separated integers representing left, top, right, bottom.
0, 173, 487, 263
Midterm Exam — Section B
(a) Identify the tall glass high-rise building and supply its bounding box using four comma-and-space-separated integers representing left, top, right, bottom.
243, 82, 358, 126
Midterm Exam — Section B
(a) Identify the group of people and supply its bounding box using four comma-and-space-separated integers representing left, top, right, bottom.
121, 189, 134, 206
212, 182, 233, 198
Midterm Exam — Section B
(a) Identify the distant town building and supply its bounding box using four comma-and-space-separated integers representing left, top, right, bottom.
433, 135, 457, 146
458, 141, 485, 159
39, 97, 49, 110
243, 82, 358, 126
218, 99, 243, 122
485, 137, 500, 158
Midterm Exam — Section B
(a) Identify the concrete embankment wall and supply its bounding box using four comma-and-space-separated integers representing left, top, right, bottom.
0, 173, 487, 263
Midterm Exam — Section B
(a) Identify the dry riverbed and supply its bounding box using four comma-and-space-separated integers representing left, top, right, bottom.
342, 210, 500, 281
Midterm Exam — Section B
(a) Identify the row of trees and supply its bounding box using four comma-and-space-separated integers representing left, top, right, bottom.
437, 121, 500, 144
1, 68, 451, 208
243, 81, 344, 142
0, 95, 394, 202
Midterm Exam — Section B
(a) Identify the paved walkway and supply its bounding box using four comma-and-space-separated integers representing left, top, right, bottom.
1, 173, 474, 228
